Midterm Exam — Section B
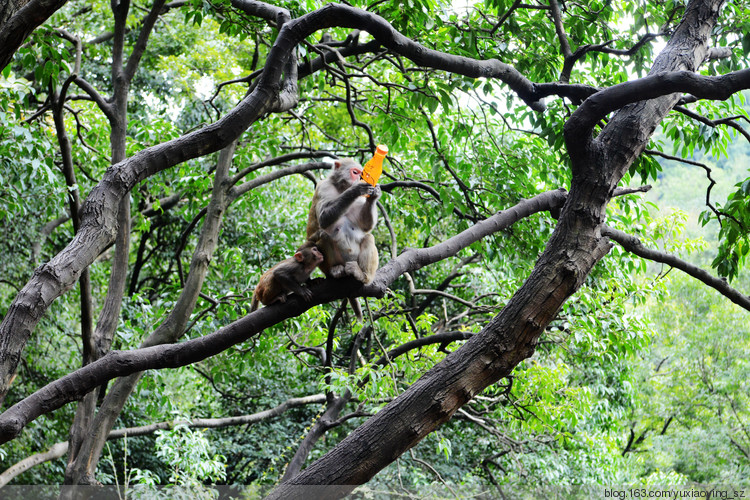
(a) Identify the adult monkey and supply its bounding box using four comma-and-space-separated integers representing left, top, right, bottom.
306, 158, 381, 320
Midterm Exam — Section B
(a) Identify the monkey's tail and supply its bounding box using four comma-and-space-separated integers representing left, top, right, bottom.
349, 297, 363, 322
250, 294, 259, 312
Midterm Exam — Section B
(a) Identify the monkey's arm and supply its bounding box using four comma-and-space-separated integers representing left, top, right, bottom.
356, 186, 381, 232
273, 268, 314, 301
317, 183, 374, 229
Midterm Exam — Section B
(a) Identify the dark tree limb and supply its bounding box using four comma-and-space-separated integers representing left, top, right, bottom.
231, 150, 332, 185
0, 0, 69, 70
565, 68, 750, 159
0, 0, 30, 29
489, 0, 523, 36
380, 180, 441, 201
371, 331, 474, 367
230, 0, 288, 24
549, 0, 572, 62
602, 226, 750, 311
644, 148, 729, 225
298, 4, 546, 111
674, 104, 750, 144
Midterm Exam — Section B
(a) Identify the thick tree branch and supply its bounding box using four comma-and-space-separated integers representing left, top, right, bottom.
0, 189, 568, 442
368, 189, 568, 289
0, 0, 68, 70
565, 68, 750, 156
230, 0, 288, 23
295, 4, 546, 111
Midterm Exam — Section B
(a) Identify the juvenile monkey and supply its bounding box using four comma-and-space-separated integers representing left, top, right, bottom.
250, 240, 324, 311
306, 158, 381, 319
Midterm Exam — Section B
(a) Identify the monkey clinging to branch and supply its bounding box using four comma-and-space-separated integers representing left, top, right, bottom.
306, 158, 381, 321
250, 240, 324, 311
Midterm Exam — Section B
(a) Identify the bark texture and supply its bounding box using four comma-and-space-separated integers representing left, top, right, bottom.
0, 0, 68, 70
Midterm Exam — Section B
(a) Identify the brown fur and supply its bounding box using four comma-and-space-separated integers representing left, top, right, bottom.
250, 240, 324, 311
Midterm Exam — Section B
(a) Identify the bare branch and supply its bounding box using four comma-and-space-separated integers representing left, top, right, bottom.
0, 442, 68, 488
490, 0, 523, 35
0, 394, 325, 487
566, 69, 750, 151
371, 331, 474, 367
602, 226, 750, 312
674, 104, 750, 144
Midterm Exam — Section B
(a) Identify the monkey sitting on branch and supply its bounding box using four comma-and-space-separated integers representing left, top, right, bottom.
306, 158, 381, 321
250, 239, 324, 311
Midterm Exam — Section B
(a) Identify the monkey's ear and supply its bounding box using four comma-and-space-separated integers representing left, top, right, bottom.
333, 160, 342, 169
294, 251, 304, 262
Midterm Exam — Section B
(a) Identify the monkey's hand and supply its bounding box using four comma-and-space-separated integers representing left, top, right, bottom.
351, 182, 375, 197
299, 287, 313, 301
329, 264, 346, 279
366, 185, 381, 201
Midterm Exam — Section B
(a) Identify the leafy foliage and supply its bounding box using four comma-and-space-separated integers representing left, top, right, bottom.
1, 0, 750, 493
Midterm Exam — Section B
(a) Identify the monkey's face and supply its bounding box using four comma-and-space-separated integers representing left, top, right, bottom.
333, 159, 363, 187
311, 246, 324, 264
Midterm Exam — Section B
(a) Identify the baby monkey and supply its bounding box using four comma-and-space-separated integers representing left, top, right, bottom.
250, 238, 324, 311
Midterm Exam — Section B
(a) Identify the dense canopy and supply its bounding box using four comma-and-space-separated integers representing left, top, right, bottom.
1, 0, 750, 496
